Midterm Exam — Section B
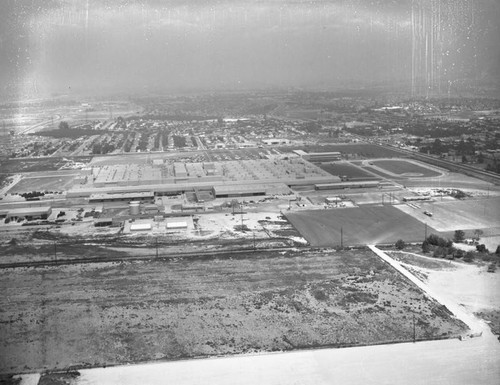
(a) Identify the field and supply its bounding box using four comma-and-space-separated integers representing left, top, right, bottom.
0, 158, 67, 173
286, 206, 438, 246
0, 249, 467, 374
7, 174, 79, 194
318, 162, 378, 180
396, 197, 500, 233
372, 160, 441, 178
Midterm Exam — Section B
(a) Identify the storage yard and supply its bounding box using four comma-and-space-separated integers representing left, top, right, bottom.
0, 248, 467, 374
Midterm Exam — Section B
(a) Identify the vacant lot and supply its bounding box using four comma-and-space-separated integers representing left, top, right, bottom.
372, 160, 441, 178
319, 162, 378, 180
0, 249, 466, 374
7, 175, 79, 194
286, 206, 438, 246
0, 158, 67, 173
396, 197, 500, 232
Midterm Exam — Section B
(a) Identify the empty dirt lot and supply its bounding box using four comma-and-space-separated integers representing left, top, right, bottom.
286, 206, 438, 246
0, 249, 467, 374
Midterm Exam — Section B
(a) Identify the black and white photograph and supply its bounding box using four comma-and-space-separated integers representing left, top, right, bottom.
0, 1, 499, 384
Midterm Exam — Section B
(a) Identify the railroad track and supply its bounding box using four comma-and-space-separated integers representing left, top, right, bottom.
0, 244, 311, 269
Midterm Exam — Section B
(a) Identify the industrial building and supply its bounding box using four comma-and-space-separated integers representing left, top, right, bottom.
315, 181, 380, 190
67, 158, 340, 200
303, 152, 342, 162
5, 206, 52, 220
88, 192, 155, 203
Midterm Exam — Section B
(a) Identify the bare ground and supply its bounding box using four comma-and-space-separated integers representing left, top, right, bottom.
0, 249, 467, 375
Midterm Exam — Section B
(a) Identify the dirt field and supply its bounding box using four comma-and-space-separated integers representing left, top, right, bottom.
396, 197, 500, 232
0, 249, 467, 375
286, 206, 437, 246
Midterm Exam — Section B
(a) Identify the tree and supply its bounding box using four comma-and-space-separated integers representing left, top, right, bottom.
422, 240, 431, 253
431, 139, 443, 154
496, 245, 500, 255
453, 230, 465, 243
473, 229, 483, 241
395, 239, 406, 250
58, 121, 69, 130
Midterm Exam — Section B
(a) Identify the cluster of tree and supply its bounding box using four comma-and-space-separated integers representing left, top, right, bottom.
485, 162, 500, 174
422, 233, 492, 262
31, 121, 109, 139
92, 142, 115, 155
20, 191, 45, 200
404, 123, 473, 139
126, 114, 218, 122
172, 135, 187, 148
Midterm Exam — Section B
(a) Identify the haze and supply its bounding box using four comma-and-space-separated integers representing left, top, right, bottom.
1, 0, 499, 98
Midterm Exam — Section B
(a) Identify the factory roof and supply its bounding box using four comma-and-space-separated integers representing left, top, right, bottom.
6, 206, 52, 216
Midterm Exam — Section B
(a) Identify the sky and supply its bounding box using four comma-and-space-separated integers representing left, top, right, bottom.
1, 0, 499, 98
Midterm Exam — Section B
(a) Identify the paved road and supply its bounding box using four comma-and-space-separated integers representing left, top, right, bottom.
17, 335, 499, 385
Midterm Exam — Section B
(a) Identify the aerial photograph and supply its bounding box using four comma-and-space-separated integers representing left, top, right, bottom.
0, 0, 499, 384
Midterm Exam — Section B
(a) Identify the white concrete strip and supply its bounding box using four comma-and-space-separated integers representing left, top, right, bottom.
70, 336, 500, 385
368, 245, 487, 336
14, 373, 40, 385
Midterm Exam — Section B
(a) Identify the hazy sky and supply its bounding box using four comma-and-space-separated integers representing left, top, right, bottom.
1, 0, 499, 97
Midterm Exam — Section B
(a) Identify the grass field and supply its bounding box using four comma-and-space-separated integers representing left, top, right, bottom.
286, 206, 437, 246
372, 160, 441, 177
318, 162, 379, 180
0, 158, 67, 173
282, 144, 403, 158
0, 249, 467, 374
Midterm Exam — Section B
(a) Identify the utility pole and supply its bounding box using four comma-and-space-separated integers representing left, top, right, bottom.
253, 231, 256, 250
424, 223, 427, 240
413, 313, 416, 343
340, 227, 343, 249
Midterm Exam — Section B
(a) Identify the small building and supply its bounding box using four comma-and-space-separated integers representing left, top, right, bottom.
166, 221, 188, 230
94, 218, 113, 227
325, 196, 342, 204
130, 223, 152, 231
143, 204, 159, 214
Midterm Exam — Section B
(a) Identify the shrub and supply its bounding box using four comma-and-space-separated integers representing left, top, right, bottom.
422, 240, 431, 253
464, 251, 475, 262
476, 244, 488, 253
395, 239, 406, 250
